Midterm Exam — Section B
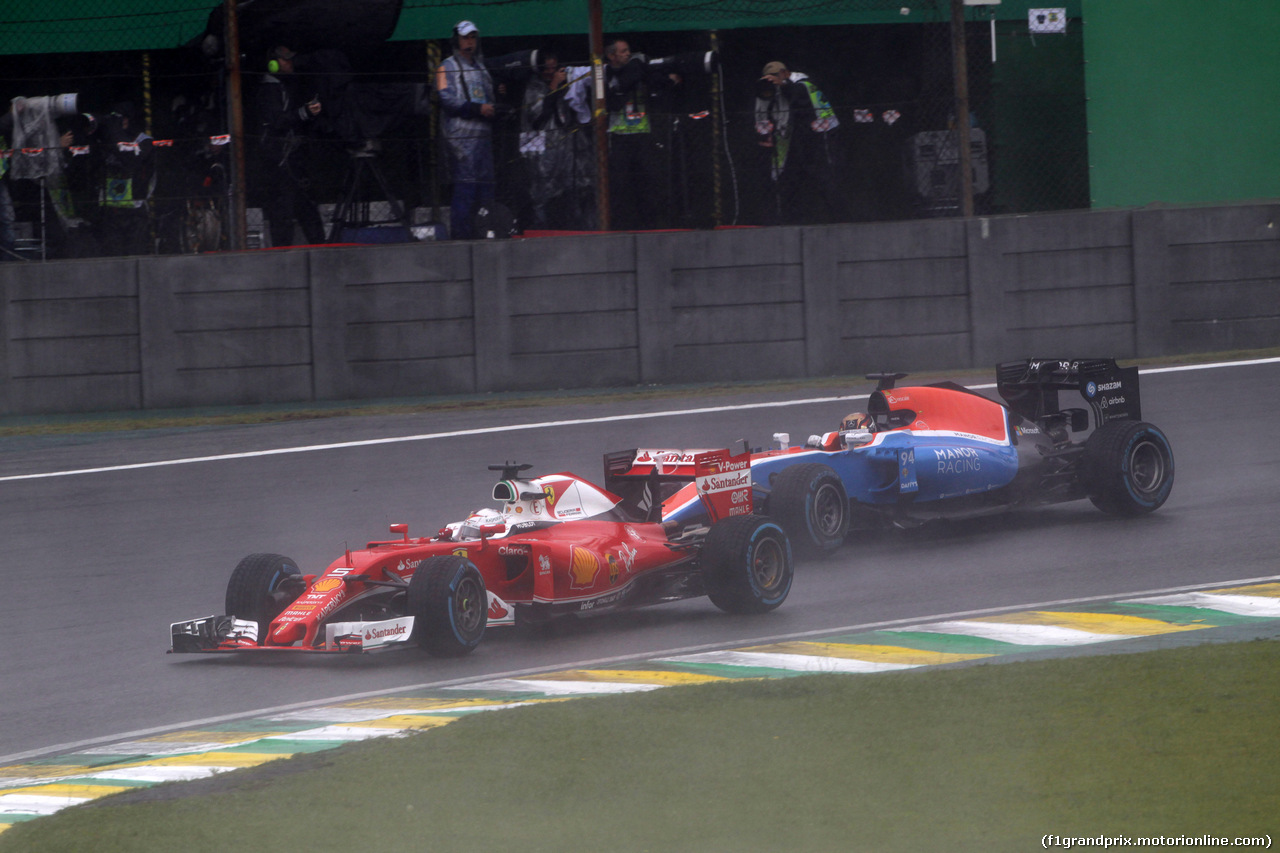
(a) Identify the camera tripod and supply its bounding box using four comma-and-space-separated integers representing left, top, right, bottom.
327, 145, 410, 242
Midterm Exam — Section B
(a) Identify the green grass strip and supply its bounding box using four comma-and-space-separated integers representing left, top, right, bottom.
6, 637, 1277, 852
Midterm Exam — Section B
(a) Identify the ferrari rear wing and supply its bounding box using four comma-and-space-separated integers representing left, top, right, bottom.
604, 448, 753, 523
996, 358, 1141, 429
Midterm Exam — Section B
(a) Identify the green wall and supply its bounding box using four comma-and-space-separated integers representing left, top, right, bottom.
1083, 0, 1280, 207
988, 17, 1089, 213
2, 0, 1080, 56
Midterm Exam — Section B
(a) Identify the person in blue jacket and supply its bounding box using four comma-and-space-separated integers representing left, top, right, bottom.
436, 20, 496, 239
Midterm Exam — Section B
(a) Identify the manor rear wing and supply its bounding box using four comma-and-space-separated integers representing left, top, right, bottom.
996, 358, 1141, 429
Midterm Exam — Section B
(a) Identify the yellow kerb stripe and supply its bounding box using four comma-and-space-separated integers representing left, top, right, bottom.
132, 731, 289, 745
333, 697, 557, 711
0, 783, 132, 799
0, 764, 97, 781
111, 752, 288, 769
524, 669, 727, 686
1209, 582, 1280, 598
971, 610, 1204, 635
339, 715, 458, 730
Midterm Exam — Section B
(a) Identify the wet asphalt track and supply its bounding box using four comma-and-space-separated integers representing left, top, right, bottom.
2, 359, 1277, 761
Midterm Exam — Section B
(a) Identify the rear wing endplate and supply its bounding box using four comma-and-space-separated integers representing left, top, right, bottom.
996, 358, 1141, 428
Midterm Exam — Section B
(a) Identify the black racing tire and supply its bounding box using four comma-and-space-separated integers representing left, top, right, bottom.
408, 556, 487, 657
1083, 420, 1175, 516
767, 463, 849, 557
225, 553, 304, 644
702, 515, 793, 614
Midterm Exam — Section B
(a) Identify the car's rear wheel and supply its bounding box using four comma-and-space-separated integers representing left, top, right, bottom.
225, 553, 304, 644
408, 556, 487, 656
1084, 421, 1175, 516
767, 463, 849, 557
702, 515, 793, 614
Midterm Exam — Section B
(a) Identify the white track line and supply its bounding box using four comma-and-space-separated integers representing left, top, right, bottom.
3, 358, 1276, 484
0, 396, 863, 483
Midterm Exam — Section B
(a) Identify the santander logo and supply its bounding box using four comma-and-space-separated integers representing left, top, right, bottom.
364, 625, 408, 641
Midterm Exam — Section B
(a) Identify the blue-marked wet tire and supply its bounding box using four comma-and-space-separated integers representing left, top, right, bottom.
408, 555, 487, 656
768, 463, 849, 557
225, 553, 304, 644
702, 515, 793, 614
1084, 421, 1175, 516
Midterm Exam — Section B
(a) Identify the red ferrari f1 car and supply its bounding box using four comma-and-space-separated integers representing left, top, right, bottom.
170, 450, 792, 657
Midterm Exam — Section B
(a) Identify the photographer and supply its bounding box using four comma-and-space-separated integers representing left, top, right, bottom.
254, 46, 326, 247
436, 20, 497, 240
753, 61, 844, 225
604, 38, 682, 231
2, 95, 96, 257
520, 52, 596, 230
92, 102, 155, 256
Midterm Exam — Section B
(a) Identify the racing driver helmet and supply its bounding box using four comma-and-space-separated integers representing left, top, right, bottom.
458, 507, 504, 539
840, 411, 876, 447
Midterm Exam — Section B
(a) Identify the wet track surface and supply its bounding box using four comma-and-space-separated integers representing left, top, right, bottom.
2, 359, 1277, 761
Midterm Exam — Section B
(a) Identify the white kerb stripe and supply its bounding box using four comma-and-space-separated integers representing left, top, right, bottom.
445, 679, 661, 695
886, 620, 1130, 646
661, 650, 919, 673
1129, 593, 1280, 618
85, 765, 238, 784
0, 794, 94, 815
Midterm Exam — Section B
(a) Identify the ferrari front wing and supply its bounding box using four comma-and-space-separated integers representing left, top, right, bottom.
169, 614, 417, 654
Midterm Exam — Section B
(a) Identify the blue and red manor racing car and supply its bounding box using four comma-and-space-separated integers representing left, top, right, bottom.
630, 358, 1175, 555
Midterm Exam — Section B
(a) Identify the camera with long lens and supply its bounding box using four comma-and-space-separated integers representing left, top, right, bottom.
6, 93, 82, 180
486, 48, 539, 74
646, 50, 719, 78
16, 93, 80, 120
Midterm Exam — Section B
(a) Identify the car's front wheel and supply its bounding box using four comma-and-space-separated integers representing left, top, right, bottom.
1084, 420, 1175, 516
702, 515, 793, 614
408, 556, 487, 656
224, 553, 305, 644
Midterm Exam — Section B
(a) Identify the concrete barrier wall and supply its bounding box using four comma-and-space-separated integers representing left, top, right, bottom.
1, 202, 1276, 416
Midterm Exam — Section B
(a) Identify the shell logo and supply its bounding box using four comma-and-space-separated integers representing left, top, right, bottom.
569, 546, 600, 589
312, 577, 343, 593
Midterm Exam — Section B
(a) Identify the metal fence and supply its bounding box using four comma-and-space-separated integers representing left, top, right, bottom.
0, 1, 1088, 260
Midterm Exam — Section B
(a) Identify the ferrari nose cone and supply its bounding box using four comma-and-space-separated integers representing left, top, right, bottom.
270, 622, 306, 645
